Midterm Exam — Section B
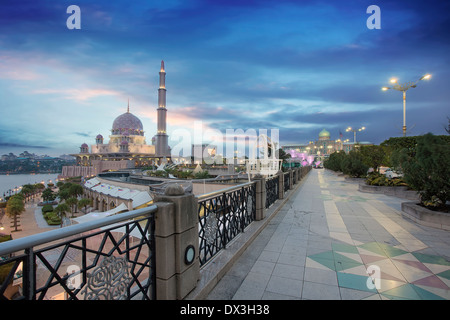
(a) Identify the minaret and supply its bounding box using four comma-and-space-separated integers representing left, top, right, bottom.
156, 60, 169, 157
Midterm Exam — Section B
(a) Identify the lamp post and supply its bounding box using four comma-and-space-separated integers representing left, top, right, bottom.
382, 74, 431, 137
346, 126, 365, 144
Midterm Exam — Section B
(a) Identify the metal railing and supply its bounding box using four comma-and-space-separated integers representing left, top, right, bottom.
284, 172, 290, 193
197, 182, 256, 266
0, 205, 157, 300
265, 176, 279, 209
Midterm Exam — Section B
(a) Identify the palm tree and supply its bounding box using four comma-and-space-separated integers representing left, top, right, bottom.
20, 184, 35, 202
42, 188, 56, 202
78, 198, 92, 214
5, 195, 25, 231
66, 197, 78, 217
69, 184, 83, 198
54, 203, 70, 227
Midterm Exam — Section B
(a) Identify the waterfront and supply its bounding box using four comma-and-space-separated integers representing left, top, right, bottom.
0, 173, 60, 199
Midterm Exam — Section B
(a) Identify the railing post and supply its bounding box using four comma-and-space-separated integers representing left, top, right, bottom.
289, 169, 293, 189
23, 248, 36, 300
252, 174, 265, 221
153, 184, 199, 300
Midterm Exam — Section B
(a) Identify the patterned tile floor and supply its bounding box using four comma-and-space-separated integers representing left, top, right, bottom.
207, 169, 450, 300
308, 241, 450, 299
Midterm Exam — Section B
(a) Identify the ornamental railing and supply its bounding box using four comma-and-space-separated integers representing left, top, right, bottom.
197, 182, 256, 266
284, 172, 290, 193
265, 175, 279, 209
0, 206, 157, 300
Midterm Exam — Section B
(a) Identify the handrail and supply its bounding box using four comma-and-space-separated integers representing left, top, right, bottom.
197, 181, 256, 201
0, 204, 158, 256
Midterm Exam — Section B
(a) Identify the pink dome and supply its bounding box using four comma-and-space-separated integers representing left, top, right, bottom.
112, 112, 143, 132
81, 143, 88, 148
96, 134, 103, 139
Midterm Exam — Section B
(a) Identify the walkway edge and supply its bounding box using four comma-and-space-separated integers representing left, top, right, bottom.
185, 172, 310, 300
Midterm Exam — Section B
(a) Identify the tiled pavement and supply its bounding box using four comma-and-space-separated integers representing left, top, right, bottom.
207, 169, 450, 300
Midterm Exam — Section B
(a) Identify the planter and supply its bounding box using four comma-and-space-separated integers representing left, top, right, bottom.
345, 177, 365, 182
358, 183, 419, 200
402, 202, 450, 230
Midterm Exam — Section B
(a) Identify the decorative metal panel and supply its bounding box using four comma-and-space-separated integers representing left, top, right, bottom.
82, 256, 131, 300
0, 213, 156, 300
198, 184, 256, 266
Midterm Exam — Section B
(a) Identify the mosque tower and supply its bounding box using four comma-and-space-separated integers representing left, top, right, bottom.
155, 60, 169, 157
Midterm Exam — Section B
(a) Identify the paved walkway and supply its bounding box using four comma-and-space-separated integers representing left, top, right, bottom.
0, 196, 84, 240
207, 169, 450, 300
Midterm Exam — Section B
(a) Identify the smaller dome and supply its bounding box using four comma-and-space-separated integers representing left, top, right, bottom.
319, 129, 330, 137
120, 140, 129, 145
81, 143, 88, 148
96, 134, 103, 139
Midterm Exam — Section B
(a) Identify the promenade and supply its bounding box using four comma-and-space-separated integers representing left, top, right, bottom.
207, 169, 450, 300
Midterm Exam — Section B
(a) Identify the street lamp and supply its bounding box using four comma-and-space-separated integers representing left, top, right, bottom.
382, 74, 431, 137
346, 126, 365, 144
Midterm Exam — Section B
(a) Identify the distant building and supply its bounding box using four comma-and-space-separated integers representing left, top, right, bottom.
282, 128, 372, 159
60, 61, 171, 179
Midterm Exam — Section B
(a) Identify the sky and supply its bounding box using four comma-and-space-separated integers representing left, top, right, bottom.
0, 0, 449, 157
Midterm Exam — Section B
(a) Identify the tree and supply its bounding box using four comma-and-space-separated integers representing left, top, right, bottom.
66, 197, 78, 217
398, 133, 450, 208
5, 195, 25, 231
341, 150, 369, 178
445, 116, 450, 134
360, 145, 388, 172
54, 203, 70, 227
324, 151, 347, 172
42, 188, 56, 202
69, 184, 83, 198
78, 198, 92, 214
57, 188, 71, 202
33, 183, 45, 193
20, 184, 35, 202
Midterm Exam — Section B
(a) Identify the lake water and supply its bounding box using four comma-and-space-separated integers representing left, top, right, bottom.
0, 173, 60, 199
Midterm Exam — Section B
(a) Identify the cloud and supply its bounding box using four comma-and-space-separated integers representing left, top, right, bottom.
32, 88, 121, 101
0, 142, 49, 149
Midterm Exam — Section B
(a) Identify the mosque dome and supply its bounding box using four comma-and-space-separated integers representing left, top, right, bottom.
81, 143, 88, 148
96, 134, 103, 139
319, 129, 330, 138
112, 111, 143, 132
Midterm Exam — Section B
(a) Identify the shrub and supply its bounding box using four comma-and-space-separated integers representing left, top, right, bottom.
397, 133, 450, 208
43, 211, 62, 226
41, 204, 54, 214
341, 150, 369, 178
324, 151, 347, 172
194, 170, 210, 179
365, 172, 408, 187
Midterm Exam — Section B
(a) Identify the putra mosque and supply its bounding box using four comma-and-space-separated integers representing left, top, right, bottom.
60, 61, 170, 179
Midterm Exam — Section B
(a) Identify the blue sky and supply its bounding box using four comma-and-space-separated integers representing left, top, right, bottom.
0, 0, 449, 156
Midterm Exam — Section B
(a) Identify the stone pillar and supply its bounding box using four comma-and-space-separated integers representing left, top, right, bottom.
289, 170, 293, 189
252, 174, 266, 221
153, 184, 200, 300
277, 170, 284, 200
127, 199, 133, 211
